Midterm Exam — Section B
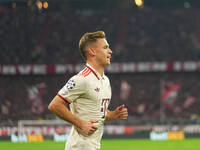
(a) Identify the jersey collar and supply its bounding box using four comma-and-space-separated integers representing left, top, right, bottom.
86, 64, 105, 80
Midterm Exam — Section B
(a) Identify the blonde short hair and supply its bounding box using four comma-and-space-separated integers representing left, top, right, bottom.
79, 31, 106, 61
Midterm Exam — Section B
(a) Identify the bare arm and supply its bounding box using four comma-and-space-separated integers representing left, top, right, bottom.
105, 105, 128, 121
48, 95, 98, 135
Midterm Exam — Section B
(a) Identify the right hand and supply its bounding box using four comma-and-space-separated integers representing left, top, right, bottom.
78, 120, 98, 136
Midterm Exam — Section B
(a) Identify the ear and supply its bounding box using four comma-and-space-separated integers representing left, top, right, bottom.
88, 47, 96, 57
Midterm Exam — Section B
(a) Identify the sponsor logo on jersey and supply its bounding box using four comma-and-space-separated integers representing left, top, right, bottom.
94, 87, 100, 92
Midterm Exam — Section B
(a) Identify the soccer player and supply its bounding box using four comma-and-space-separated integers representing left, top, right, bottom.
48, 31, 128, 150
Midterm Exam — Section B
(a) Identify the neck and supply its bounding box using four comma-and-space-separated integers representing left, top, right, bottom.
86, 60, 104, 76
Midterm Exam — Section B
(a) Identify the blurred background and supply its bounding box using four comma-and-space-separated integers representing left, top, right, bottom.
0, 0, 200, 142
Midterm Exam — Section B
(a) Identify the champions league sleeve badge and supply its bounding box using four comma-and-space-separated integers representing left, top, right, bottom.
66, 80, 76, 89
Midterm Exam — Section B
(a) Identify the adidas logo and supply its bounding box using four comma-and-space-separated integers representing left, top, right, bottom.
94, 87, 100, 92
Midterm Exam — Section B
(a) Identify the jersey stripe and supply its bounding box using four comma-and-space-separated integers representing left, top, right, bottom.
81, 68, 90, 76
57, 93, 71, 104
82, 67, 88, 74
84, 70, 91, 77
86, 65, 100, 80
83, 68, 90, 75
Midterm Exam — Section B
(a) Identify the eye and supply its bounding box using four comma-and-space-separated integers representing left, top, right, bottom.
104, 45, 109, 49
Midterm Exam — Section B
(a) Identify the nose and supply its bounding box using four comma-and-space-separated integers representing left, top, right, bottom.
109, 48, 112, 54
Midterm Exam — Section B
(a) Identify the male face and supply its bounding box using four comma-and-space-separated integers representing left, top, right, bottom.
92, 38, 112, 67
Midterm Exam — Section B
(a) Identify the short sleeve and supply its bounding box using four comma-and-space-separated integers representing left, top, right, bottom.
58, 75, 86, 103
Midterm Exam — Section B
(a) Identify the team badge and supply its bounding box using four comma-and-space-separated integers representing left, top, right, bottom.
66, 80, 75, 89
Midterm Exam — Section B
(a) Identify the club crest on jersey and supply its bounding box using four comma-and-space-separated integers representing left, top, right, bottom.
66, 80, 75, 89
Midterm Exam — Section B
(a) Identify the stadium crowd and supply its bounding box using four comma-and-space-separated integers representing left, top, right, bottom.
0, 5, 200, 125
0, 73, 200, 124
0, 6, 200, 64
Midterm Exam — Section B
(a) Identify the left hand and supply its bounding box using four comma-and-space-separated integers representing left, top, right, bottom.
113, 104, 128, 120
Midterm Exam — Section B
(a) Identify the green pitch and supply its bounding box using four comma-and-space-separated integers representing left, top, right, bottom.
0, 139, 200, 150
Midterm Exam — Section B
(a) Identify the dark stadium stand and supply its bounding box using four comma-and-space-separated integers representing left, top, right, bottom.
1, 4, 200, 64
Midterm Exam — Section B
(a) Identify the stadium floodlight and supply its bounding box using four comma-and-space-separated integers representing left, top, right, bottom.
43, 1, 48, 9
135, 0, 144, 7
